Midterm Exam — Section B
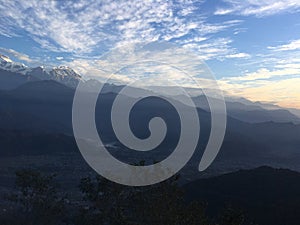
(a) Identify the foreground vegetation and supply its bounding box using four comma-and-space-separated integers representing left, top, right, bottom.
0, 169, 254, 225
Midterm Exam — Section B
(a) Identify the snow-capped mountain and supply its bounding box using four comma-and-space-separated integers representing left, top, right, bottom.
0, 55, 82, 88
29, 65, 82, 88
0, 54, 30, 74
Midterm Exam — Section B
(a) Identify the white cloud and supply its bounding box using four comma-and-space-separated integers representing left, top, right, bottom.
233, 28, 247, 35
183, 38, 235, 60
67, 42, 220, 91
0, 0, 241, 57
0, 27, 17, 38
223, 68, 300, 82
225, 53, 250, 59
0, 48, 33, 62
215, 0, 300, 17
220, 77, 300, 109
215, 8, 235, 16
220, 64, 300, 108
268, 39, 300, 51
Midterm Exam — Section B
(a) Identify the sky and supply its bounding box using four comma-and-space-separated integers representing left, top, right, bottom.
0, 0, 300, 108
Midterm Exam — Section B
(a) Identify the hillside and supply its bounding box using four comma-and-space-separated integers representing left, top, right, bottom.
184, 166, 300, 225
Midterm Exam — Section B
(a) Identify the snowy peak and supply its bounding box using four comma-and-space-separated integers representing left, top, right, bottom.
0, 56, 82, 88
28, 65, 82, 88
0, 54, 13, 63
0, 54, 29, 74
52, 66, 81, 79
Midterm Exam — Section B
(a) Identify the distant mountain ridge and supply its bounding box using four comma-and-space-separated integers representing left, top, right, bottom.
1, 54, 300, 124
0, 54, 81, 88
192, 95, 300, 124
0, 80, 300, 173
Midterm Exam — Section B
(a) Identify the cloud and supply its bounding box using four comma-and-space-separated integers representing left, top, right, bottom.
0, 0, 240, 57
268, 39, 300, 51
233, 27, 248, 35
215, 0, 300, 17
223, 68, 300, 82
215, 8, 235, 16
67, 42, 220, 91
220, 77, 300, 109
0, 48, 33, 62
0, 27, 17, 38
183, 38, 235, 60
225, 53, 250, 59
220, 64, 300, 108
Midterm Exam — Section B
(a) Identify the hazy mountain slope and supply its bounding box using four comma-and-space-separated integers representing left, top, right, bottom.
0, 69, 39, 90
0, 81, 74, 133
0, 80, 299, 173
0, 129, 77, 156
192, 95, 300, 124
1, 54, 300, 125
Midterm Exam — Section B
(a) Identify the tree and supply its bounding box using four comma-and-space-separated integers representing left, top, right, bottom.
7, 169, 66, 225
78, 173, 209, 225
218, 205, 246, 225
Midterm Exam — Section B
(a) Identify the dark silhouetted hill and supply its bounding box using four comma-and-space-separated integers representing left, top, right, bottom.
184, 166, 300, 225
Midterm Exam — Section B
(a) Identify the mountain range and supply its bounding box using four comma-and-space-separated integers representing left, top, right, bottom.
1, 54, 300, 125
0, 54, 81, 89
0, 79, 299, 176
0, 54, 300, 173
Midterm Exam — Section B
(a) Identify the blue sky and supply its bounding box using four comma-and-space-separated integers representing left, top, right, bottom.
0, 0, 300, 108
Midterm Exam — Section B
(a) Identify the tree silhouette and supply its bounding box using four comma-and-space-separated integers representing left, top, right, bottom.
6, 170, 66, 225
78, 173, 209, 225
1, 168, 255, 225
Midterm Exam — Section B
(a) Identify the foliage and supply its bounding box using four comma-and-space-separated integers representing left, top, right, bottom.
77, 174, 209, 225
4, 169, 66, 225
1, 169, 254, 225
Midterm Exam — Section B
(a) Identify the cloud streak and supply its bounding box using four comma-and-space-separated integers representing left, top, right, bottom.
220, 63, 300, 108
0, 48, 33, 62
215, 0, 300, 17
220, 77, 300, 109
225, 53, 250, 59
268, 39, 300, 51
0, 0, 240, 57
